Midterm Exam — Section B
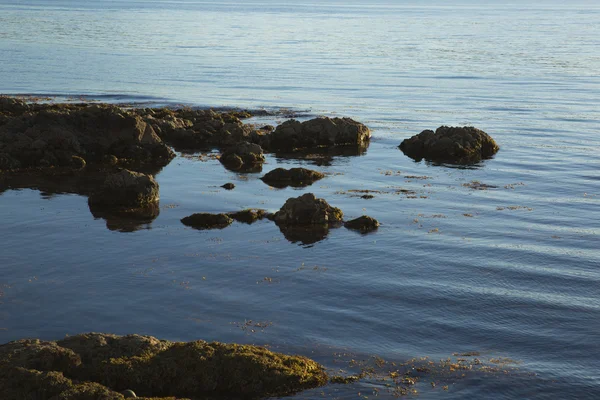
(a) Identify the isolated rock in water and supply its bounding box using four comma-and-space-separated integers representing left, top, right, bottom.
0, 103, 175, 170
181, 212, 233, 229
261, 167, 325, 188
268, 117, 371, 152
219, 141, 265, 171
274, 193, 343, 226
344, 215, 380, 233
88, 169, 159, 208
399, 126, 499, 164
0, 332, 328, 399
221, 182, 235, 190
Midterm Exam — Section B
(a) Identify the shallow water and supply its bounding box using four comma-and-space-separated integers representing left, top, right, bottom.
1, 0, 600, 398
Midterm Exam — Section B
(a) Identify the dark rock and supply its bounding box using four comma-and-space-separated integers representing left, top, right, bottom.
71, 155, 86, 169
181, 213, 233, 230
228, 209, 269, 224
399, 126, 499, 164
221, 182, 235, 190
268, 117, 371, 152
88, 169, 159, 209
344, 215, 380, 233
0, 103, 175, 170
361, 194, 374, 199
0, 332, 327, 399
219, 141, 265, 172
274, 193, 343, 226
261, 167, 324, 188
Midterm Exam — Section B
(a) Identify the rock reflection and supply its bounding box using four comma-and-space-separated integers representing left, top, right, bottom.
88, 202, 160, 232
274, 143, 369, 166
276, 224, 332, 246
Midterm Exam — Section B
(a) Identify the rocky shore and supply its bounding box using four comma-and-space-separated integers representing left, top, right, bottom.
0, 332, 328, 399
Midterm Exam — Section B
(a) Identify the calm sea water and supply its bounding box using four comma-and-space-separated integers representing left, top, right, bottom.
1, 1, 600, 398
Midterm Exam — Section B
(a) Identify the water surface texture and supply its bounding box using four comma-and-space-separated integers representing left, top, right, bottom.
1, 1, 600, 398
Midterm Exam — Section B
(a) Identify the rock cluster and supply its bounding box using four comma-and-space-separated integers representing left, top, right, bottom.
399, 126, 499, 164
0, 332, 328, 399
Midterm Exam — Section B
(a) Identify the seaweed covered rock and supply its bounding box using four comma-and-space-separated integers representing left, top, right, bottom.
260, 167, 325, 188
228, 209, 270, 224
88, 169, 159, 209
0, 103, 175, 170
181, 212, 233, 230
267, 117, 371, 152
219, 141, 265, 172
0, 333, 327, 399
137, 108, 254, 151
344, 215, 380, 233
274, 193, 343, 226
399, 126, 499, 164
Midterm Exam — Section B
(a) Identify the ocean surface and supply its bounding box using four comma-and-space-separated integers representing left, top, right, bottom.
1, 0, 600, 398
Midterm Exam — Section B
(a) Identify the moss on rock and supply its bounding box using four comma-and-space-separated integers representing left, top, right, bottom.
0, 333, 327, 400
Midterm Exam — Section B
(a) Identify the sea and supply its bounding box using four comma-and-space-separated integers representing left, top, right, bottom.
0, 0, 599, 398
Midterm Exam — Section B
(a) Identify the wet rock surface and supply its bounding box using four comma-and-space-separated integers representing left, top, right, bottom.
0, 98, 174, 171
88, 169, 159, 209
274, 193, 343, 226
228, 209, 270, 224
261, 167, 325, 188
219, 141, 265, 172
399, 126, 499, 164
0, 333, 327, 399
344, 215, 380, 233
181, 213, 233, 230
266, 117, 371, 152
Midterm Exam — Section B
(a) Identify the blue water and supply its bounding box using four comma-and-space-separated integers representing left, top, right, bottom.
1, 1, 600, 398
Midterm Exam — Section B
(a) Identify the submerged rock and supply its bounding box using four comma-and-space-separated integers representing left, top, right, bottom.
228, 209, 270, 224
88, 169, 159, 209
267, 117, 371, 152
261, 167, 325, 188
181, 212, 233, 229
219, 141, 265, 172
399, 126, 499, 164
0, 333, 327, 399
344, 215, 380, 233
274, 193, 343, 226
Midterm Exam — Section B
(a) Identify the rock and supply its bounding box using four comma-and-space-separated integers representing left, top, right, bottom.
221, 182, 235, 190
0, 333, 327, 399
0, 96, 30, 117
344, 215, 380, 233
88, 169, 159, 208
274, 193, 343, 226
228, 209, 269, 224
268, 117, 371, 152
219, 141, 265, 172
181, 213, 233, 230
0, 103, 175, 170
399, 126, 499, 164
260, 167, 325, 188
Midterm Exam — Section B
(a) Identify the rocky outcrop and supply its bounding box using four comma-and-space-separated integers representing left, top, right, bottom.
0, 101, 174, 171
88, 169, 159, 209
0, 332, 328, 399
266, 117, 371, 152
181, 212, 233, 230
274, 193, 343, 226
219, 141, 265, 172
260, 167, 325, 188
344, 215, 380, 233
399, 126, 499, 164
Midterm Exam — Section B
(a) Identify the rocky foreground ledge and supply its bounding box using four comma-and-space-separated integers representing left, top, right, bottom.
0, 333, 328, 399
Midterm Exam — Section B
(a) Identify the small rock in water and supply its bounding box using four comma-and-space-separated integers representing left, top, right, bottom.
221, 182, 235, 190
121, 389, 137, 398
344, 215, 380, 232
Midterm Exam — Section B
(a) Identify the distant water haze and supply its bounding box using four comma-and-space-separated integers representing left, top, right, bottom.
1, 1, 600, 399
